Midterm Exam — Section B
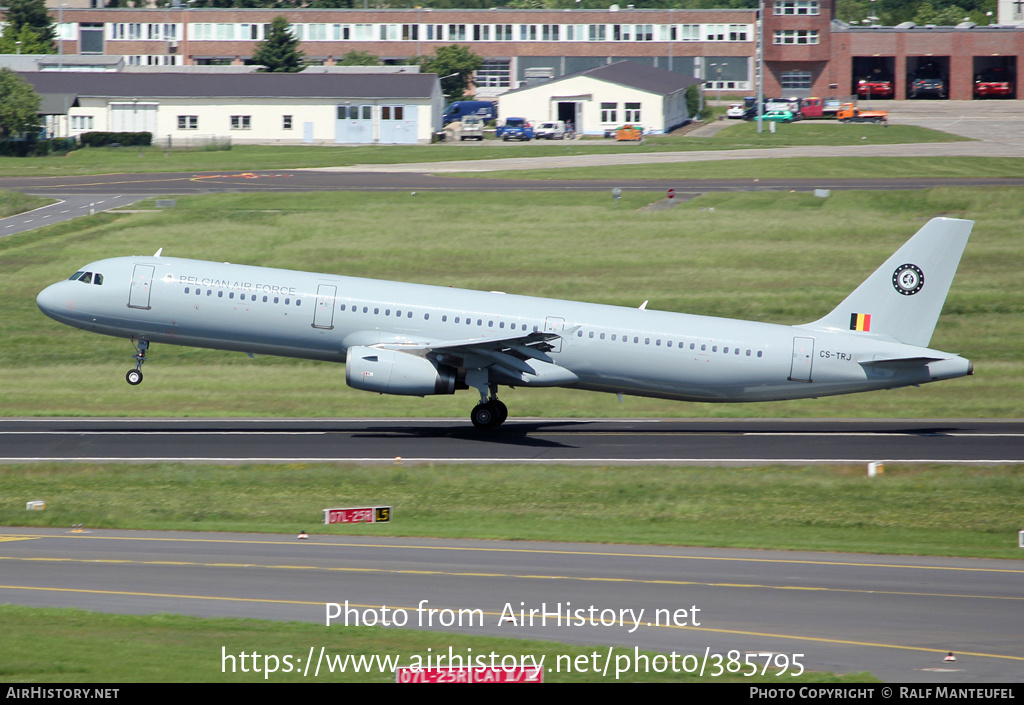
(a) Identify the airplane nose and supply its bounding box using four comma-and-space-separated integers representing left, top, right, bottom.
37, 282, 70, 322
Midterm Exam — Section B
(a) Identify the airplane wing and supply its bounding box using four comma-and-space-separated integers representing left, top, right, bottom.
376, 329, 580, 387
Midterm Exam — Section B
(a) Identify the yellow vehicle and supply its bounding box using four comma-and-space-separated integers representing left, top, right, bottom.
836, 103, 888, 125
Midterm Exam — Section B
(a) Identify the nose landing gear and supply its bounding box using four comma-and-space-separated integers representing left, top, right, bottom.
127, 338, 149, 385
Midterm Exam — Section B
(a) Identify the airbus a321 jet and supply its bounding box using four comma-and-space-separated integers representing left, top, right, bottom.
37, 217, 973, 430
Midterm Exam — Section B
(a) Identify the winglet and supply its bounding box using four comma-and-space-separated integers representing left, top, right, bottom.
154, 248, 163, 257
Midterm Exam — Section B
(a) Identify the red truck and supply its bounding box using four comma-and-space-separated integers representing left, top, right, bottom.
798, 97, 842, 119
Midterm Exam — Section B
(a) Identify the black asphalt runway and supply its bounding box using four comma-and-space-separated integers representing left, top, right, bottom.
1, 418, 1021, 464
1, 527, 1021, 683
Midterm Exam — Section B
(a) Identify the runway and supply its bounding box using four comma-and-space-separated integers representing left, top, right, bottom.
1, 418, 1021, 465
1, 527, 1021, 682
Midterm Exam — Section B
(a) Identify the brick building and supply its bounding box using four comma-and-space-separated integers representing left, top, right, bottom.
28, 2, 1024, 101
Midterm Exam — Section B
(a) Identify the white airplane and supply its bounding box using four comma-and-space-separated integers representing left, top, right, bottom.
37, 217, 973, 429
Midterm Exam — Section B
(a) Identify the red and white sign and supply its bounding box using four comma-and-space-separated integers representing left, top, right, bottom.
323, 506, 390, 525
395, 667, 543, 684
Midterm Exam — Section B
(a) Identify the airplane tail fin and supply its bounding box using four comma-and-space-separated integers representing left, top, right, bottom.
802, 217, 972, 347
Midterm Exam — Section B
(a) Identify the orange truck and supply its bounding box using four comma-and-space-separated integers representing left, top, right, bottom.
836, 103, 888, 125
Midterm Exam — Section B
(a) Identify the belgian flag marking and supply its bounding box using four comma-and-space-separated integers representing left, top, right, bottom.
850, 313, 871, 332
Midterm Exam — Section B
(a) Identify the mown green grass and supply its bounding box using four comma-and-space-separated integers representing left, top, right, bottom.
4, 463, 1022, 559
0, 123, 965, 177
0, 605, 873, 683
0, 190, 54, 218
2, 187, 1021, 418
469, 155, 1024, 181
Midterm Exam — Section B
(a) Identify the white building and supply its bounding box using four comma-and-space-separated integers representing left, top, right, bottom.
497, 61, 696, 137
21, 70, 444, 144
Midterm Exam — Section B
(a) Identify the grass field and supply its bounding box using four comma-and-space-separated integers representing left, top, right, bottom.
4, 462, 1022, 558
0, 122, 967, 177
0, 605, 873, 683
2, 186, 1021, 418
469, 155, 1024, 181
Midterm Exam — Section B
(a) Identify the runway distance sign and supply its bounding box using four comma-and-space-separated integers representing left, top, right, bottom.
323, 506, 391, 525
395, 667, 543, 684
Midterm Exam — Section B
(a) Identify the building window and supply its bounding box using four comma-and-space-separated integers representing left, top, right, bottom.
773, 30, 819, 45
231, 115, 251, 130
70, 115, 94, 131
729, 24, 749, 41
283, 115, 293, 130
600, 102, 617, 123
774, 0, 820, 15
476, 59, 510, 88
624, 102, 641, 122
177, 115, 197, 130
781, 70, 812, 89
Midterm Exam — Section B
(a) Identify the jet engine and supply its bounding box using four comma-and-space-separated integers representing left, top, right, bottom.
345, 346, 460, 396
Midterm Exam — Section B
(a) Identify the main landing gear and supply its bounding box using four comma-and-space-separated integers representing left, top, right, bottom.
470, 383, 508, 430
126, 338, 149, 385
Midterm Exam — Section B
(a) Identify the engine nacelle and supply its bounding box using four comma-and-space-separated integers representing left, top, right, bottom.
345, 346, 458, 396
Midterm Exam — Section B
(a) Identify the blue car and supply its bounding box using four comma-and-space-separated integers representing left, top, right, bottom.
497, 118, 534, 141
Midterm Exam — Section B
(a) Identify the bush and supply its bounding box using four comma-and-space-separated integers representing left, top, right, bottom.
79, 131, 152, 148
0, 135, 78, 157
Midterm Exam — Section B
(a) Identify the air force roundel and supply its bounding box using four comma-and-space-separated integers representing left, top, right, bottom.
892, 263, 924, 296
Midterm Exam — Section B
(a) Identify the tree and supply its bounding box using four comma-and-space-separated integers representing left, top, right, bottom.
419, 45, 483, 102
337, 49, 381, 66
0, 68, 41, 139
1, 0, 56, 54
251, 16, 305, 73
0, 23, 55, 55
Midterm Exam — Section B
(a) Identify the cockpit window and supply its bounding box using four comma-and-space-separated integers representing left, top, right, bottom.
68, 271, 102, 284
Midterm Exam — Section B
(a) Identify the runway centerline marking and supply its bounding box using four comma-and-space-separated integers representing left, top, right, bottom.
1, 584, 1021, 663
2, 555, 1020, 601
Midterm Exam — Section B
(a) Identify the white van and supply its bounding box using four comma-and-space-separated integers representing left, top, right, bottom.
535, 120, 567, 140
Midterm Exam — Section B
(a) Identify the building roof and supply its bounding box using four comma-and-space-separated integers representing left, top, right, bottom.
507, 61, 697, 97
18, 71, 439, 100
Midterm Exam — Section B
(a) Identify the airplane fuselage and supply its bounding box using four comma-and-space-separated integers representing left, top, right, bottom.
37, 254, 972, 407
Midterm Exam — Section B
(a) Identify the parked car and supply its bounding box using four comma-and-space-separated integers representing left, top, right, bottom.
726, 103, 746, 119
459, 115, 485, 141
497, 117, 534, 141
974, 67, 1014, 99
856, 75, 894, 99
534, 120, 567, 139
910, 63, 946, 99
753, 109, 796, 123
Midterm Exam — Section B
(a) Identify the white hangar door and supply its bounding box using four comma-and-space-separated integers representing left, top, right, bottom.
109, 102, 158, 133
335, 104, 374, 144
378, 105, 418, 144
